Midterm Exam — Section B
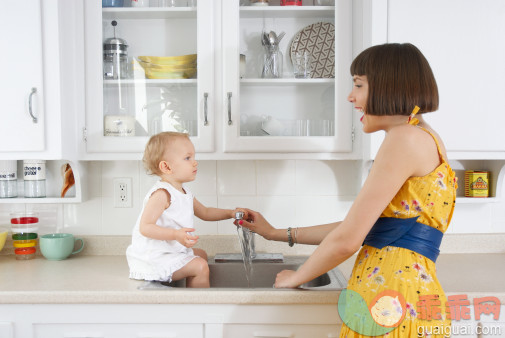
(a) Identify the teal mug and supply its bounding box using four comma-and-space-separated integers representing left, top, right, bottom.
40, 233, 84, 261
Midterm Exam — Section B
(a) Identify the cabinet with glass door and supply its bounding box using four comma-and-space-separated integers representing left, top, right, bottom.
222, 0, 353, 153
83, 0, 214, 154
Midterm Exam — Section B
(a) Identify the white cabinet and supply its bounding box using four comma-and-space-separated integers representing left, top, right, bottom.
221, 0, 354, 154
0, 1, 44, 153
34, 323, 204, 338
0, 0, 80, 161
82, 0, 356, 159
224, 324, 340, 338
84, 1, 214, 155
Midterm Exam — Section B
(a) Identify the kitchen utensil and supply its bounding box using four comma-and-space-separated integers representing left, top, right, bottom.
290, 22, 335, 78
40, 233, 84, 261
103, 21, 129, 80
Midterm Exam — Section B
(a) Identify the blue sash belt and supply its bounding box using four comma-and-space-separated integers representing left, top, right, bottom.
362, 216, 443, 262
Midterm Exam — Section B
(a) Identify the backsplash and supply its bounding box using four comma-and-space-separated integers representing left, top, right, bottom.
0, 160, 504, 235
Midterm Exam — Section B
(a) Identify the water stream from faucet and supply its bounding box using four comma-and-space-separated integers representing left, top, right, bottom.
235, 212, 254, 287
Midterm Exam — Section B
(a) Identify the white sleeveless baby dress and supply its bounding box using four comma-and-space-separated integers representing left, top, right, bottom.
126, 181, 197, 282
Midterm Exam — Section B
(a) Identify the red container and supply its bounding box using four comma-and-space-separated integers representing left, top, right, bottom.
281, 0, 302, 5
11, 216, 39, 224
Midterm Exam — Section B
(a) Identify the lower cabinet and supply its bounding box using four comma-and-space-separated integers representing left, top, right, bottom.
34, 323, 203, 338
223, 324, 340, 338
0, 303, 341, 338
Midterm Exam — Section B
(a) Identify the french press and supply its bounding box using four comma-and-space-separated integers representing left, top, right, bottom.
103, 20, 129, 80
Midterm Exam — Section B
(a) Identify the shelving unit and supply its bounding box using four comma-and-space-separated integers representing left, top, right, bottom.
0, 161, 86, 204
239, 6, 335, 19
102, 7, 196, 20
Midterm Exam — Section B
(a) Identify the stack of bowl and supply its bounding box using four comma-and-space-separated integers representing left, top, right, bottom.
137, 54, 197, 79
10, 213, 39, 260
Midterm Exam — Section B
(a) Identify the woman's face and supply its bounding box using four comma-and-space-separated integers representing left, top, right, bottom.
348, 75, 378, 133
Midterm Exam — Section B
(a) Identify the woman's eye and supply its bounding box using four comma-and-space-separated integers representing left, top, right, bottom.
355, 84, 362, 88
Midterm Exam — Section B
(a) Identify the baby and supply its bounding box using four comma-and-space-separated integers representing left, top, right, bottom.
126, 132, 246, 287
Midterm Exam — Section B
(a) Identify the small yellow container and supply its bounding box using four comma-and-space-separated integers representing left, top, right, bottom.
464, 171, 489, 197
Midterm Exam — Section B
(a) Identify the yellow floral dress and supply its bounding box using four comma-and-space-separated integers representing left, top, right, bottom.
340, 114, 457, 337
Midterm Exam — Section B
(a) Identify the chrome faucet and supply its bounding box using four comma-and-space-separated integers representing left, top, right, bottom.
235, 211, 256, 259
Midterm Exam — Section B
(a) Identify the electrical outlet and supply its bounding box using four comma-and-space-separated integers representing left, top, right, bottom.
113, 177, 132, 208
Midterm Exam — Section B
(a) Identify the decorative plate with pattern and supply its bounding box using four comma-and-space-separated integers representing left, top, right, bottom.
290, 22, 335, 78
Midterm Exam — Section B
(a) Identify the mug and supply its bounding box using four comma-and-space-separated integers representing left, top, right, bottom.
40, 233, 84, 261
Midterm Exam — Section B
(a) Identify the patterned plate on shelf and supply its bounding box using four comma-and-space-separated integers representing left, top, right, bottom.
290, 22, 335, 78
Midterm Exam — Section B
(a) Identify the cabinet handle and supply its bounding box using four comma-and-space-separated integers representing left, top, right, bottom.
227, 92, 232, 125
203, 92, 209, 125
28, 87, 38, 123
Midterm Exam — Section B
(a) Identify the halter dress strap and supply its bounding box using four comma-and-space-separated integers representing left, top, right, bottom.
407, 105, 447, 164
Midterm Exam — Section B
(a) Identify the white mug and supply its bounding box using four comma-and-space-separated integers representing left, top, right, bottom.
261, 116, 284, 136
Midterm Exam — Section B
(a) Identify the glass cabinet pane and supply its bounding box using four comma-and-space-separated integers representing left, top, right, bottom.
237, 2, 336, 138
101, 5, 199, 138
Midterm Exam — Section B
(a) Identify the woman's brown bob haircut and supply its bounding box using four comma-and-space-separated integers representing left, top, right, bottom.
143, 131, 189, 176
350, 43, 439, 116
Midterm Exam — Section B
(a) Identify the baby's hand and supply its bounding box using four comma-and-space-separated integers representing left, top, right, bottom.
176, 228, 198, 248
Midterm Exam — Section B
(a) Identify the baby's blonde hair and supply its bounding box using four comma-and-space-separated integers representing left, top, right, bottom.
143, 131, 189, 176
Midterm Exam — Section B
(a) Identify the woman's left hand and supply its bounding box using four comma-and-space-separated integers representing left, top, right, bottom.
274, 269, 299, 288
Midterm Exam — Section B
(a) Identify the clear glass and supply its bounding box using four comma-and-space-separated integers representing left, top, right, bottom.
24, 180, 46, 198
260, 46, 283, 79
101, 6, 199, 138
0, 180, 17, 198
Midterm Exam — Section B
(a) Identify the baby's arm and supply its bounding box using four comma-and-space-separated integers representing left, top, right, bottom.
193, 197, 247, 222
139, 189, 197, 247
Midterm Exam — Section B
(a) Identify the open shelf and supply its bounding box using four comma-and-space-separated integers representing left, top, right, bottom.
102, 7, 196, 20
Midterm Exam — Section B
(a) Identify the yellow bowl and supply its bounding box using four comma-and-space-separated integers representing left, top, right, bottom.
145, 67, 197, 79
138, 54, 197, 66
137, 60, 197, 71
0, 229, 7, 252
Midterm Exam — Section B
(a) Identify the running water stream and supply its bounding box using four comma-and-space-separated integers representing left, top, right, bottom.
235, 212, 254, 287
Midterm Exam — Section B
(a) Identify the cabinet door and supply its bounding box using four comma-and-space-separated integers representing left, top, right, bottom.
224, 324, 340, 338
84, 0, 214, 153
387, 0, 505, 153
222, 0, 353, 153
34, 323, 203, 338
0, 0, 45, 152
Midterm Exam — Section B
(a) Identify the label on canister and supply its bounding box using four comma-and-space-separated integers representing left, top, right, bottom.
23, 160, 46, 181
0, 160, 17, 181
464, 171, 489, 197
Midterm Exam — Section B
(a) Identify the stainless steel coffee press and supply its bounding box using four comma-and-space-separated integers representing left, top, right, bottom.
103, 20, 129, 80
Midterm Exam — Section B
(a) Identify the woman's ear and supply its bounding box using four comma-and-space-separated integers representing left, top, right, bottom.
159, 160, 171, 174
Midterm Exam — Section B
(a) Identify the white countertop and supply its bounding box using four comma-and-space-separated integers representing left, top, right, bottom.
1, 253, 504, 305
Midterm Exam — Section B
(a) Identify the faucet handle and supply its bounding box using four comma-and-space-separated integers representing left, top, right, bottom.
235, 211, 245, 220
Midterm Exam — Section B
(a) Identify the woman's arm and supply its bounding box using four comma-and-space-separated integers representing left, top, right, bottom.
239, 210, 341, 245
193, 197, 243, 222
275, 126, 435, 287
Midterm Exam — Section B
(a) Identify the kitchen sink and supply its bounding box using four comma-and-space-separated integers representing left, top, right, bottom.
157, 256, 347, 290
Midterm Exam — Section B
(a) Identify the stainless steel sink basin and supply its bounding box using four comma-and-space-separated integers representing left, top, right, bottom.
160, 256, 347, 290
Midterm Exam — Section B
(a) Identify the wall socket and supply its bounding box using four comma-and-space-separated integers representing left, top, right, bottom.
113, 177, 132, 208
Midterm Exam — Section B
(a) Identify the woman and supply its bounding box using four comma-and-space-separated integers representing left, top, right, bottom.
239, 43, 457, 337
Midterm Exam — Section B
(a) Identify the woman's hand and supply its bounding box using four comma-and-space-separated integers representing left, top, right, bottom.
175, 228, 199, 248
235, 208, 275, 240
274, 270, 299, 288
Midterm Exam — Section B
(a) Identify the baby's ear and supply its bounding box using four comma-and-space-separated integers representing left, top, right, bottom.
159, 160, 171, 174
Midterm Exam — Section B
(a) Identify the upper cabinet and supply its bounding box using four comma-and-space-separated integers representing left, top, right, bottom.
0, 0, 80, 161
364, 0, 505, 160
82, 0, 357, 159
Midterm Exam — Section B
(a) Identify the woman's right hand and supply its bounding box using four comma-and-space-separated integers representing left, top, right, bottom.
236, 208, 275, 240
175, 228, 198, 248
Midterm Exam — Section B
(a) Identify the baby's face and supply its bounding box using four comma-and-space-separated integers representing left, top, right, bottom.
164, 137, 198, 183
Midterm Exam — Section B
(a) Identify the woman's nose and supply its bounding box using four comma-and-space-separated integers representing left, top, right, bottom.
347, 92, 354, 102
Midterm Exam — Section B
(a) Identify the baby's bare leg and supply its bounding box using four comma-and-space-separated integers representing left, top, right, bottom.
171, 256, 210, 288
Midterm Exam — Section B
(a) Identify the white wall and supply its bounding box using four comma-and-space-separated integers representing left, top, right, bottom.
1, 159, 504, 236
